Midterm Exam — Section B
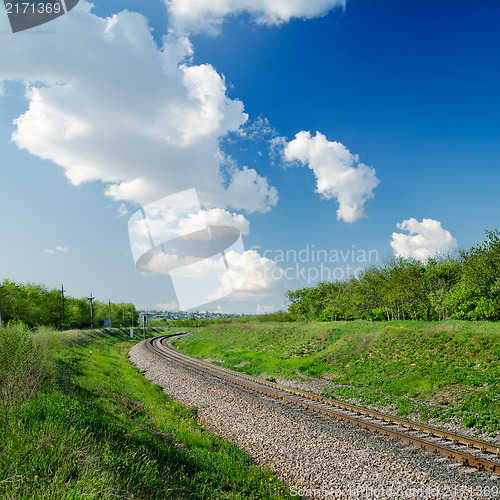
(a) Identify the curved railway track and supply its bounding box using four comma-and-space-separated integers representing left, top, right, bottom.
147, 333, 500, 475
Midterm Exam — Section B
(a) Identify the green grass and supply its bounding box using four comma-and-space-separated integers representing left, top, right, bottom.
0, 323, 294, 499
175, 320, 500, 435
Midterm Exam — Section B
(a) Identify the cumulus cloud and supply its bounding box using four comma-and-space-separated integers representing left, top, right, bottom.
140, 246, 284, 306
44, 245, 69, 254
126, 191, 282, 305
117, 203, 129, 217
130, 205, 250, 243
226, 249, 284, 301
166, 0, 346, 34
390, 218, 457, 261
224, 166, 278, 213
151, 248, 283, 305
284, 131, 379, 223
128, 200, 251, 270
1, 2, 276, 213
238, 116, 279, 142
137, 251, 200, 274
199, 208, 250, 234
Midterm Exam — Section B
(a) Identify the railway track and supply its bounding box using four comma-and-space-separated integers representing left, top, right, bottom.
147, 333, 500, 475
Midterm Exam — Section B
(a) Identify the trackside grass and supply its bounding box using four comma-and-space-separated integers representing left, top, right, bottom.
174, 320, 500, 437
0, 323, 294, 499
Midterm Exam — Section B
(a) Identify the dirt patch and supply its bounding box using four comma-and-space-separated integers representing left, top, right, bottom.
432, 388, 462, 406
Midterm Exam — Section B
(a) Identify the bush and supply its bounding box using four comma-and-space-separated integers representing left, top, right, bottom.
0, 323, 48, 425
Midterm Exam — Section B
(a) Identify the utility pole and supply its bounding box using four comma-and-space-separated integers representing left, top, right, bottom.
61, 284, 66, 330
143, 315, 146, 340
108, 299, 112, 321
122, 305, 125, 327
87, 293, 95, 329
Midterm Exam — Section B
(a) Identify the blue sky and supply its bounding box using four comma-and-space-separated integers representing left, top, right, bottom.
0, 0, 498, 313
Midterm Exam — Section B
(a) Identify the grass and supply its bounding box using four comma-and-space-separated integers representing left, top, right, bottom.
175, 320, 500, 436
0, 323, 295, 499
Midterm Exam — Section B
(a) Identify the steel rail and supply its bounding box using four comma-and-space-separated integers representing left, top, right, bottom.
146, 334, 499, 474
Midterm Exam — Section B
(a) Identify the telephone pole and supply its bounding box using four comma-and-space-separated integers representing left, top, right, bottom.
87, 293, 95, 329
108, 299, 112, 320
61, 284, 66, 329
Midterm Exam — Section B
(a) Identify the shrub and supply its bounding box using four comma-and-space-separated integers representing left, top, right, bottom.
0, 323, 48, 425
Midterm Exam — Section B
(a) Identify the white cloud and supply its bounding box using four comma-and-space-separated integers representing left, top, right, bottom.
226, 249, 284, 301
224, 166, 278, 213
284, 131, 379, 223
269, 136, 288, 163
137, 251, 199, 274
129, 204, 250, 266
146, 248, 282, 304
390, 218, 457, 261
166, 0, 346, 34
256, 303, 276, 314
239, 116, 279, 142
44, 245, 69, 254
1, 2, 276, 213
200, 208, 250, 234
117, 203, 129, 217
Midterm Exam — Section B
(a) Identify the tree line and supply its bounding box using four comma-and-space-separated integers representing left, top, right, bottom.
286, 230, 500, 322
0, 280, 139, 329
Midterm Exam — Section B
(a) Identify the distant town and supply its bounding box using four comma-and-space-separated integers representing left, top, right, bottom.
138, 310, 250, 322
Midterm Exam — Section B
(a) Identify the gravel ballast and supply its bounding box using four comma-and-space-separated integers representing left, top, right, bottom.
129, 341, 500, 499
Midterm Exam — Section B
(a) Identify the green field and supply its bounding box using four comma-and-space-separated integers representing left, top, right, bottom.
175, 320, 500, 436
0, 323, 293, 499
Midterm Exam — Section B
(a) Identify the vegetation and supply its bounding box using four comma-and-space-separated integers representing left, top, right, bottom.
175, 320, 500, 435
285, 230, 500, 322
0, 280, 138, 329
148, 317, 247, 328
0, 323, 293, 499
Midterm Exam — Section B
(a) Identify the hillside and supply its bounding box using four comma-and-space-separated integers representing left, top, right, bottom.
175, 320, 500, 439
0, 324, 292, 499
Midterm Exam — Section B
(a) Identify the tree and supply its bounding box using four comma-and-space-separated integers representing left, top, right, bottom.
449, 230, 500, 320
425, 257, 462, 320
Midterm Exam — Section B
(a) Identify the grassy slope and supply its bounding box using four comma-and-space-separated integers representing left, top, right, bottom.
0, 325, 293, 499
175, 320, 500, 435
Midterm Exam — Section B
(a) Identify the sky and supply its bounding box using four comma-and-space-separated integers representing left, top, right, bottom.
0, 0, 499, 314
